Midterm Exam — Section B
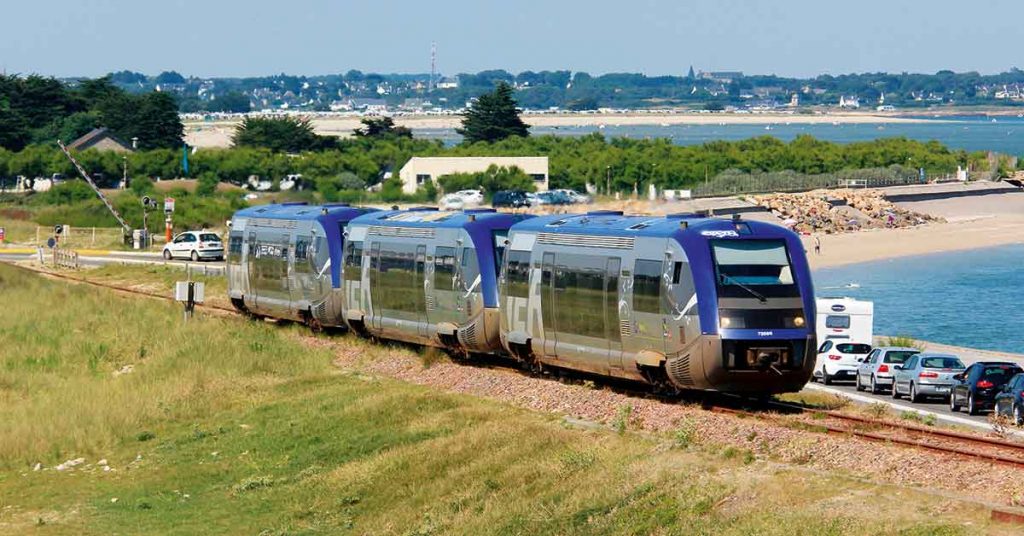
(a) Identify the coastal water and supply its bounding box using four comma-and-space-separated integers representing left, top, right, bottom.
814, 244, 1024, 353
424, 115, 1024, 154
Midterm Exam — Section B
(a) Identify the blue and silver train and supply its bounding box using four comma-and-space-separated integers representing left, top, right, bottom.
226, 203, 377, 327
228, 204, 816, 394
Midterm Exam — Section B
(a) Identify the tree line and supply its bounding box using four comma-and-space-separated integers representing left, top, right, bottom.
0, 75, 183, 152
0, 133, 986, 195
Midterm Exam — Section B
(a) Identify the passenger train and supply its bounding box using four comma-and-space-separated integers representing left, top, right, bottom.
227, 203, 817, 395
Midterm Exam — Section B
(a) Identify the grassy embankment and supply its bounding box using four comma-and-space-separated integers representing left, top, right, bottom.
0, 263, 995, 534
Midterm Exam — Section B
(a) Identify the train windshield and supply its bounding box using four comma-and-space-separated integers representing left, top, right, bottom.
711, 240, 798, 298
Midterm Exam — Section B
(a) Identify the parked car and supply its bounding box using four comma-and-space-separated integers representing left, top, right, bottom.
439, 193, 466, 211
537, 191, 573, 205
891, 353, 965, 402
950, 361, 1024, 415
814, 340, 872, 385
453, 189, 485, 206
994, 373, 1024, 425
492, 190, 532, 208
553, 189, 593, 204
162, 231, 224, 262
855, 346, 919, 394
526, 192, 544, 205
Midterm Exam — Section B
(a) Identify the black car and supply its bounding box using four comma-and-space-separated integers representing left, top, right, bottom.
492, 190, 531, 208
949, 361, 1024, 415
994, 373, 1024, 425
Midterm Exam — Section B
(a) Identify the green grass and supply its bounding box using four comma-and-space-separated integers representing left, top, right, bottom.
0, 264, 993, 534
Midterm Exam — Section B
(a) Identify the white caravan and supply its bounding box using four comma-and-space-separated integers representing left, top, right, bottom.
815, 297, 874, 345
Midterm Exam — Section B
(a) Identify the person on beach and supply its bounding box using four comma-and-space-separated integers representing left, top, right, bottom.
814, 236, 821, 255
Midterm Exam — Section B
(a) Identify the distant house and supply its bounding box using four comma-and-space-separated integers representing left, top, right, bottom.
66, 127, 134, 153
698, 71, 743, 84
398, 156, 549, 194
838, 96, 860, 109
349, 98, 389, 113
436, 77, 460, 89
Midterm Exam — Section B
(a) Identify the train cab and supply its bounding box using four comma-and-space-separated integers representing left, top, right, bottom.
226, 203, 377, 327
500, 211, 816, 394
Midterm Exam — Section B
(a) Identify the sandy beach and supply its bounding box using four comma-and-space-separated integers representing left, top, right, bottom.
184, 111, 936, 148
805, 190, 1024, 269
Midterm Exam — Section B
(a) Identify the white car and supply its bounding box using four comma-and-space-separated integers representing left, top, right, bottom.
453, 189, 485, 206
439, 193, 466, 211
814, 341, 872, 385
162, 231, 224, 262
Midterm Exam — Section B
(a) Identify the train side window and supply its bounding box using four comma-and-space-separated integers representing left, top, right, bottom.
633, 259, 663, 314
504, 250, 531, 299
672, 262, 683, 284
227, 232, 243, 261
344, 241, 363, 281
434, 246, 456, 290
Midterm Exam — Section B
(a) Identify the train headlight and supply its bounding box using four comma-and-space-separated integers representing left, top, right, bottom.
793, 316, 805, 327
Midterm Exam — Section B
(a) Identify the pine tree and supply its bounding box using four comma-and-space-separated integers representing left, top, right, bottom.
456, 82, 529, 144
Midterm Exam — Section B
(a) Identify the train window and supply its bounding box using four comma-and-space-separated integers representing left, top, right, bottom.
633, 259, 663, 314
295, 237, 309, 261
671, 262, 683, 284
227, 232, 243, 261
711, 240, 797, 299
375, 244, 418, 312
552, 254, 609, 340
434, 246, 456, 291
460, 248, 480, 292
493, 231, 508, 274
344, 241, 363, 281
312, 236, 330, 278
667, 261, 696, 316
505, 250, 531, 299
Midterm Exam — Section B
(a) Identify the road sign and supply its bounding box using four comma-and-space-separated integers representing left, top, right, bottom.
54, 224, 64, 235
164, 197, 175, 213
47, 237, 56, 248
0, 227, 5, 242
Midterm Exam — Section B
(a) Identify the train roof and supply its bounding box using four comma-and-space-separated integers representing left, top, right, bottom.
511, 211, 789, 238
349, 208, 531, 229
232, 203, 375, 222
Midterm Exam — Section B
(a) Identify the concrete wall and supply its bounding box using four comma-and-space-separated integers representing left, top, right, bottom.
398, 156, 549, 194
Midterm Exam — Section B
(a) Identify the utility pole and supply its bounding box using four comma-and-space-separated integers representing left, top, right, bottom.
122, 156, 128, 190
606, 166, 611, 196
429, 42, 437, 91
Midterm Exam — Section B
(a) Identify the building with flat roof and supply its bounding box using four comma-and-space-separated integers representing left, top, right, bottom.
398, 156, 549, 194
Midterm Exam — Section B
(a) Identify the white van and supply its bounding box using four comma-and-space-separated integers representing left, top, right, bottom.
815, 297, 873, 345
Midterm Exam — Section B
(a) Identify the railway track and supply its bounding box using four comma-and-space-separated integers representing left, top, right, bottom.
9, 261, 1024, 471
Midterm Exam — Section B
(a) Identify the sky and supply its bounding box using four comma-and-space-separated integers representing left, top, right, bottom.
2, 0, 1023, 79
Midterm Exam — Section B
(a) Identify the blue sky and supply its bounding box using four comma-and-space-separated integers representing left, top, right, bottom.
2, 0, 1022, 78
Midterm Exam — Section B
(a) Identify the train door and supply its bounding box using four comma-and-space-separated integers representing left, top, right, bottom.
245, 229, 259, 309
278, 232, 291, 314
541, 252, 557, 356
287, 231, 302, 307
369, 242, 381, 330
605, 257, 624, 371
415, 245, 428, 338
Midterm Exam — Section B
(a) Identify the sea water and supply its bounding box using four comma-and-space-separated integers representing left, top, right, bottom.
814, 244, 1024, 353
426, 115, 1024, 154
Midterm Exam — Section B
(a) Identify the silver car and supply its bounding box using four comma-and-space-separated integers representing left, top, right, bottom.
855, 346, 919, 394
891, 352, 966, 402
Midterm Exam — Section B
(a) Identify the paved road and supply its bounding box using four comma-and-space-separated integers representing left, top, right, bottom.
0, 250, 225, 273
808, 376, 993, 427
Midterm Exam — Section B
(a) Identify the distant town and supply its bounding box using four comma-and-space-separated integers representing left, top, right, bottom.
58, 67, 1024, 117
